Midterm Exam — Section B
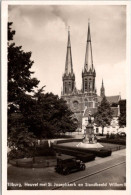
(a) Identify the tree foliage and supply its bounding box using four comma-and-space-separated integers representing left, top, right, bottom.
8, 113, 36, 159
8, 22, 39, 114
8, 22, 39, 155
8, 23, 77, 156
24, 92, 77, 138
119, 100, 126, 127
94, 96, 113, 135
8, 22, 15, 41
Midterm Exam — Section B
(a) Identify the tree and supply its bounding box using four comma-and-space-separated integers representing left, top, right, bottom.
94, 96, 113, 135
8, 22, 39, 154
8, 22, 39, 114
8, 113, 36, 159
24, 91, 77, 138
119, 100, 126, 127
8, 22, 77, 158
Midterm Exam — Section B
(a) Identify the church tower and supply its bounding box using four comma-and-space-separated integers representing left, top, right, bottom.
62, 30, 75, 95
82, 21, 96, 93
100, 79, 105, 98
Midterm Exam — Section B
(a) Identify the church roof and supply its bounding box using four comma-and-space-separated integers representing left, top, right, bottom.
83, 105, 119, 118
98, 95, 121, 104
106, 95, 121, 104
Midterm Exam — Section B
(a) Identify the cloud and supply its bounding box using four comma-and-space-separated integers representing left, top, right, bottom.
95, 61, 126, 98
8, 5, 126, 99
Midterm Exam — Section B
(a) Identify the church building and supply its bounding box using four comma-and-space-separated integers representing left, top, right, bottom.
61, 22, 120, 132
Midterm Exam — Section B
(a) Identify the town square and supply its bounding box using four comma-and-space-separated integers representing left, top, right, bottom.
2, 1, 129, 193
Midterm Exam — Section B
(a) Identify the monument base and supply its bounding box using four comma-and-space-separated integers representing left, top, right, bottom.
76, 142, 103, 148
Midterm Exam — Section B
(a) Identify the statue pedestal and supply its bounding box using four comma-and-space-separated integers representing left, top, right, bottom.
76, 123, 103, 149
83, 124, 96, 144
76, 142, 103, 148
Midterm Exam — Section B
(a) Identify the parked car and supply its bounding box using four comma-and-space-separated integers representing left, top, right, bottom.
55, 154, 85, 175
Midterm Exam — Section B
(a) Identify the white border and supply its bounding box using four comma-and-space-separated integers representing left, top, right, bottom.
2, 1, 131, 195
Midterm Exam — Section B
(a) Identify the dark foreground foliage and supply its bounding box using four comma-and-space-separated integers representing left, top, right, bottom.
8, 23, 77, 159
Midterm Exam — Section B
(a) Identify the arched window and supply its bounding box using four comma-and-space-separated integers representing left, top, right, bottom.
93, 79, 95, 90
73, 101, 79, 109
85, 78, 87, 91
89, 78, 92, 91
65, 82, 67, 93
69, 82, 71, 92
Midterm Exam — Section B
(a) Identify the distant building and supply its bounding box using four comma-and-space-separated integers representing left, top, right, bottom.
61, 22, 121, 133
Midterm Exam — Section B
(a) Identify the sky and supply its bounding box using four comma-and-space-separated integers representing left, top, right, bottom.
8, 4, 126, 99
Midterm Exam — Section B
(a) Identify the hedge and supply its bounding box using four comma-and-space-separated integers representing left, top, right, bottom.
76, 153, 95, 162
94, 149, 112, 157
98, 138, 126, 145
35, 147, 56, 156
53, 145, 96, 162
53, 144, 112, 158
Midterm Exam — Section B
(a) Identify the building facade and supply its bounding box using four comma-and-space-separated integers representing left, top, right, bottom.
61, 22, 121, 131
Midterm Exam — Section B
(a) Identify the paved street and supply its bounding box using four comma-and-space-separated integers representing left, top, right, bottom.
8, 149, 126, 190
55, 163, 126, 190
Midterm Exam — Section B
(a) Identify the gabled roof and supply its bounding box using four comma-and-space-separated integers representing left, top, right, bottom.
98, 95, 121, 104
106, 95, 121, 104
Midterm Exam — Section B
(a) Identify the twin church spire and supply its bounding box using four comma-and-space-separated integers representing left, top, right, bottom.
64, 30, 74, 76
63, 22, 96, 95
84, 21, 94, 72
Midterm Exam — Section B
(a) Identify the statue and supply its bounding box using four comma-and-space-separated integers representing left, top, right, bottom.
83, 112, 96, 144
76, 111, 103, 148
88, 113, 92, 124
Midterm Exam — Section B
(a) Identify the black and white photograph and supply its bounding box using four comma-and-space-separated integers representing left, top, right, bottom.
1, 1, 131, 194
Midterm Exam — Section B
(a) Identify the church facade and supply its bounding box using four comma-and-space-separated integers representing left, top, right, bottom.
61, 22, 120, 131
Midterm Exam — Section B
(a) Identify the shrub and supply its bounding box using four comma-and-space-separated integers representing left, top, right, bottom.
54, 146, 95, 162
76, 153, 95, 162
38, 140, 49, 147
35, 146, 56, 156
95, 149, 112, 157
106, 133, 109, 139
8, 149, 26, 160
98, 138, 126, 145
53, 144, 111, 158
109, 133, 115, 139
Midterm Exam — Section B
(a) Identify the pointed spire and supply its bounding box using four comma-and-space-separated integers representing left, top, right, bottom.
102, 79, 104, 87
65, 27, 73, 75
101, 78, 105, 97
87, 19, 91, 42
67, 26, 71, 47
84, 20, 93, 71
